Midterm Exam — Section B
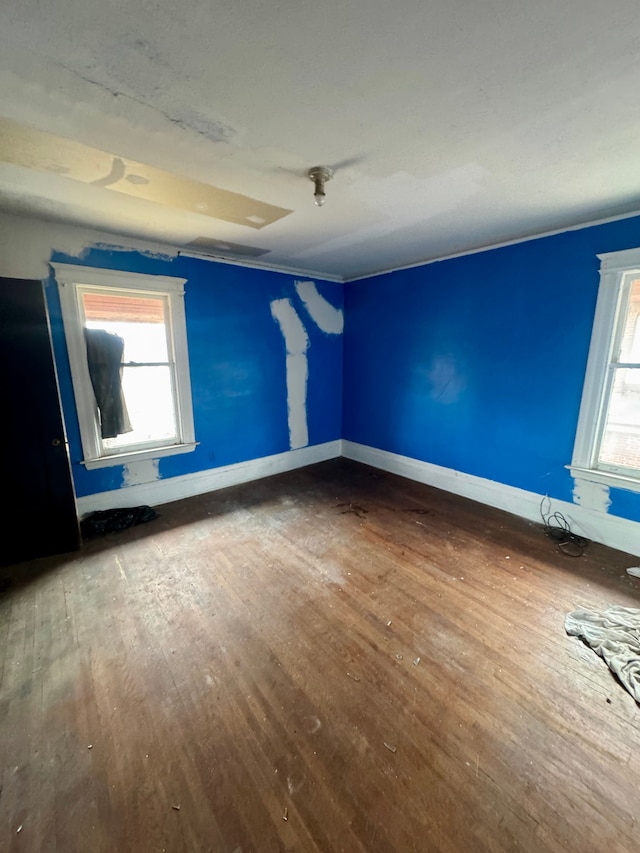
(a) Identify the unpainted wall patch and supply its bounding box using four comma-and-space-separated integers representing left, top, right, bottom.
0, 213, 180, 280
572, 477, 611, 513
270, 283, 342, 451
271, 298, 309, 450
295, 280, 344, 335
81, 242, 178, 263
122, 458, 161, 487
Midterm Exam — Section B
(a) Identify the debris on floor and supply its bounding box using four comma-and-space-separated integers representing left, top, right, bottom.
346, 672, 360, 682
81, 506, 158, 538
335, 503, 369, 518
626, 567, 640, 578
540, 501, 589, 557
383, 742, 397, 753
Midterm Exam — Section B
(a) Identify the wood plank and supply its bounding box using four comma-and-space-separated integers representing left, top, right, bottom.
0, 459, 639, 852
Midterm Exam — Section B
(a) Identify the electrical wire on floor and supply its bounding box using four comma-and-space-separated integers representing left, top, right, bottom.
540, 496, 589, 557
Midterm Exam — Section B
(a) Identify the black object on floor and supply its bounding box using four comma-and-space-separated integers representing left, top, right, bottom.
81, 506, 158, 539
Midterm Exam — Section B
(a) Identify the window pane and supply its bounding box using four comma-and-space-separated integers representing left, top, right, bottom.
83, 293, 175, 446
102, 366, 177, 450
619, 278, 640, 362
599, 367, 640, 470
107, 319, 169, 363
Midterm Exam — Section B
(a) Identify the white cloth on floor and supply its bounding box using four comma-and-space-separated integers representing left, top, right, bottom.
565, 605, 640, 704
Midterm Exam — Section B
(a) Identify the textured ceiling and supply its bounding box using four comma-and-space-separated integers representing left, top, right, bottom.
1, 0, 640, 280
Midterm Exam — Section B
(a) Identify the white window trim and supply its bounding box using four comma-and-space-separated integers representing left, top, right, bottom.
569, 248, 640, 494
52, 263, 197, 469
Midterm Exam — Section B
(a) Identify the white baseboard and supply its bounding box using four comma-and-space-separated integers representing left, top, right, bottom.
77, 440, 342, 517
76, 437, 639, 558
342, 441, 640, 558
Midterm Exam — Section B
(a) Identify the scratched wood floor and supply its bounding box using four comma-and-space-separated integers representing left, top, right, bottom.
1, 459, 639, 853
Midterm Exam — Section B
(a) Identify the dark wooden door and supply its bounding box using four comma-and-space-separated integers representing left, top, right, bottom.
0, 277, 80, 564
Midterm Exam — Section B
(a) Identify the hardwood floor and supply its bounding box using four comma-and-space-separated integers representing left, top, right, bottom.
1, 459, 639, 852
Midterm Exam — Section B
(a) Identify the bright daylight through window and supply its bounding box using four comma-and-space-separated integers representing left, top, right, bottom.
53, 264, 196, 469
571, 249, 640, 491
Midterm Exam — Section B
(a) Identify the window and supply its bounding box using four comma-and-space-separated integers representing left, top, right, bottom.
571, 248, 640, 492
53, 264, 196, 469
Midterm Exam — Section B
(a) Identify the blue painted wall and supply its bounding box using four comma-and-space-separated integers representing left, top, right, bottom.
46, 246, 343, 498
343, 216, 640, 524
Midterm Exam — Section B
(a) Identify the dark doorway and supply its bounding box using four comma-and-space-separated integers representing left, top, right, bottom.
0, 277, 80, 564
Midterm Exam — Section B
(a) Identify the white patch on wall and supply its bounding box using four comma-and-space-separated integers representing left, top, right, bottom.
295, 280, 344, 334
270, 283, 343, 451
572, 477, 611, 513
271, 298, 310, 449
122, 458, 161, 487
427, 355, 465, 404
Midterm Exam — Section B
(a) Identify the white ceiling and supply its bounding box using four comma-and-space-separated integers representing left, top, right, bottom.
1, 0, 640, 280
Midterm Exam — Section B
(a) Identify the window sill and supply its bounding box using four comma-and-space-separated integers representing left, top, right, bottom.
82, 442, 198, 470
567, 465, 640, 495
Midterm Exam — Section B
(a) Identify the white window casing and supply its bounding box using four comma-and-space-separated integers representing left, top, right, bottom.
52, 263, 196, 469
569, 248, 640, 494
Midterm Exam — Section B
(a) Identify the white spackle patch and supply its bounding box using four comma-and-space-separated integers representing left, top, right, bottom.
271, 298, 309, 354
122, 458, 160, 487
285, 352, 309, 449
295, 280, 343, 335
271, 298, 310, 450
572, 477, 611, 513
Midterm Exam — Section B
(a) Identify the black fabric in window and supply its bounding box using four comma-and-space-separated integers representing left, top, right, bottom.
84, 328, 132, 439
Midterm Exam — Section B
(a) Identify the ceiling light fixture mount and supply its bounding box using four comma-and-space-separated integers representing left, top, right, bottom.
308, 166, 333, 206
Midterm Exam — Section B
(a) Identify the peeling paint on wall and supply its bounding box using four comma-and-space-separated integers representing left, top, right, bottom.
572, 477, 612, 513
87, 242, 177, 263
0, 213, 179, 279
295, 280, 344, 335
122, 458, 161, 487
271, 298, 310, 450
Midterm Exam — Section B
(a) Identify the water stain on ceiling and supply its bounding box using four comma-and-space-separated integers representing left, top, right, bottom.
0, 117, 291, 229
